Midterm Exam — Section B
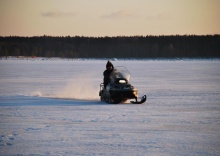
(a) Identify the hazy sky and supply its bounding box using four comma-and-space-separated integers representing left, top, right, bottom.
0, 0, 219, 36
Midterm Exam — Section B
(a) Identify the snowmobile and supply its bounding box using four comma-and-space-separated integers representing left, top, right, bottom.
99, 66, 147, 104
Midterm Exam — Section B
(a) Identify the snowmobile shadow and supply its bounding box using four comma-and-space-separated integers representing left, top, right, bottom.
48, 97, 107, 106
0, 95, 106, 106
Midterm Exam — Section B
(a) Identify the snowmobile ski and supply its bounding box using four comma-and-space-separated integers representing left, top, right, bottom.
130, 95, 147, 104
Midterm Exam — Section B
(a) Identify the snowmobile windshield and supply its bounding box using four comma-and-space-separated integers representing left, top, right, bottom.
110, 66, 131, 83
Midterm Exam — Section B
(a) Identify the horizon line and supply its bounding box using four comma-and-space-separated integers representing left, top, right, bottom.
1, 34, 220, 38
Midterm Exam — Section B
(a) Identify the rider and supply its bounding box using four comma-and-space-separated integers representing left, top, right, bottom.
103, 61, 114, 89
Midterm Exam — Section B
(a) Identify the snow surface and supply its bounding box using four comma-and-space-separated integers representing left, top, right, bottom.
0, 59, 220, 155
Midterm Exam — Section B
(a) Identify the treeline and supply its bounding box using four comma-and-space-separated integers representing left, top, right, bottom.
0, 35, 219, 58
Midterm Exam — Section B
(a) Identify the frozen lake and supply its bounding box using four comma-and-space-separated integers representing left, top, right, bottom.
0, 59, 220, 155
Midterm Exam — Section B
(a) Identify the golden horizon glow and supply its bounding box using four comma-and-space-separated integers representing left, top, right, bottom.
0, 0, 219, 37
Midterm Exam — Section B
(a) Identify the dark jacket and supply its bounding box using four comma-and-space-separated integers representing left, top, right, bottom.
103, 61, 114, 88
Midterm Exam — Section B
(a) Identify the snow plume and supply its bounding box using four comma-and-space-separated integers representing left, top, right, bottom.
55, 72, 100, 100
30, 91, 42, 97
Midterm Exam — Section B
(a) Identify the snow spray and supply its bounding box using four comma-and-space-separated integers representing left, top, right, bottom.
54, 71, 100, 100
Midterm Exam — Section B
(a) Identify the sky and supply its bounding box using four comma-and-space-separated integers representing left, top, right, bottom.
0, 0, 219, 37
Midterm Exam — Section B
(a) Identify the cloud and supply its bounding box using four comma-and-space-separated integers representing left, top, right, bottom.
145, 12, 170, 21
101, 10, 137, 19
41, 11, 76, 17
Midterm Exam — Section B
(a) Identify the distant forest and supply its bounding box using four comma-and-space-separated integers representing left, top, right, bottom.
0, 35, 219, 58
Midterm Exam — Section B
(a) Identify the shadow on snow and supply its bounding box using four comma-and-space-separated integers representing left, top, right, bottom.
0, 95, 106, 106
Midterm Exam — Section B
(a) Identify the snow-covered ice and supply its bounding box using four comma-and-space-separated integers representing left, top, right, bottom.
0, 59, 220, 155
